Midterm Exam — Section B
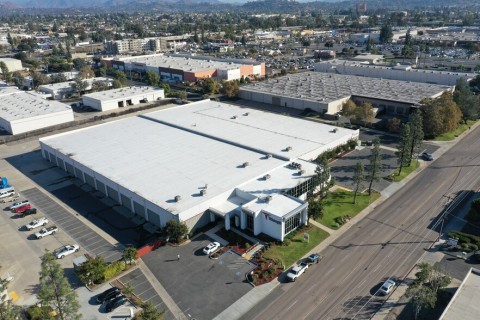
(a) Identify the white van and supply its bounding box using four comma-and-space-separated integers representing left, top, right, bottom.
0, 187, 16, 199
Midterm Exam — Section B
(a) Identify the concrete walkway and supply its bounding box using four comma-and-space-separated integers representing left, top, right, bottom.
205, 224, 229, 246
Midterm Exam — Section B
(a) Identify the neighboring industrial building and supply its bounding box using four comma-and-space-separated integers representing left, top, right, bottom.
40, 99, 358, 241
105, 35, 191, 54
439, 268, 480, 320
106, 54, 265, 82
0, 87, 74, 135
38, 77, 112, 100
314, 59, 476, 86
82, 86, 164, 111
0, 57, 23, 73
239, 72, 452, 116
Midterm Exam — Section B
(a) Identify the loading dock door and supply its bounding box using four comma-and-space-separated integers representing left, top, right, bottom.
120, 194, 132, 211
133, 201, 146, 219
147, 209, 161, 227
272, 96, 281, 106
106, 185, 120, 202
96, 181, 106, 195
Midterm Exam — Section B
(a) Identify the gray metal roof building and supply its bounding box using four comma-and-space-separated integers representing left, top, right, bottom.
239, 72, 451, 116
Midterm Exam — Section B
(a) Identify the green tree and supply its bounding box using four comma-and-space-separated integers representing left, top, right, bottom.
307, 198, 323, 223
387, 117, 401, 133
77, 256, 106, 285
69, 78, 89, 97
32, 72, 50, 89
454, 78, 479, 123
79, 65, 95, 79
7, 32, 14, 49
114, 70, 127, 86
202, 78, 220, 95
354, 102, 375, 125
352, 161, 365, 204
367, 138, 381, 195
91, 80, 110, 92
221, 80, 240, 98
165, 220, 188, 244
421, 92, 462, 138
38, 252, 81, 320
396, 123, 412, 175
379, 24, 393, 43
145, 71, 160, 87
408, 111, 424, 165
12, 71, 25, 88
0, 62, 12, 83
138, 301, 165, 320
341, 99, 357, 118
122, 247, 138, 265
406, 284, 436, 320
72, 58, 86, 71
112, 79, 123, 89
159, 83, 171, 96
50, 73, 68, 84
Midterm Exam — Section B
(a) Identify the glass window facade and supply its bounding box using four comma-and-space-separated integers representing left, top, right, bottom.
284, 211, 301, 235
285, 177, 315, 198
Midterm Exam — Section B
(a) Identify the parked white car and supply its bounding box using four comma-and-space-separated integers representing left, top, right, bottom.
203, 242, 220, 255
25, 217, 48, 230
54, 244, 79, 259
286, 262, 309, 282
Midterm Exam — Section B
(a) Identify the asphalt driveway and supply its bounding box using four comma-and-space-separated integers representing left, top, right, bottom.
141, 234, 255, 320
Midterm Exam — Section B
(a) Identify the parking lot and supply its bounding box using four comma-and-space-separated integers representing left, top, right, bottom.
142, 234, 255, 320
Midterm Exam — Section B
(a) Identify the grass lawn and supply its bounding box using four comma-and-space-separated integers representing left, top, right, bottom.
434, 120, 477, 141
263, 225, 329, 267
389, 161, 420, 182
318, 189, 380, 229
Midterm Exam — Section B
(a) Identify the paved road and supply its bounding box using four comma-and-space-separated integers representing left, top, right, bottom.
245, 127, 480, 319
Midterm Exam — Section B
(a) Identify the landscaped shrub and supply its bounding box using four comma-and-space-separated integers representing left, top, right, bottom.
104, 261, 126, 280
268, 268, 275, 275
282, 239, 291, 246
448, 231, 480, 247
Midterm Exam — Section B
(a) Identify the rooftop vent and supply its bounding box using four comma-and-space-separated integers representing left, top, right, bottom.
298, 170, 306, 175
242, 162, 250, 168
200, 189, 207, 196
285, 146, 292, 152
231, 115, 237, 119
264, 174, 271, 180
265, 195, 272, 203
243, 112, 249, 116
289, 162, 302, 169
265, 154, 272, 159
174, 195, 182, 202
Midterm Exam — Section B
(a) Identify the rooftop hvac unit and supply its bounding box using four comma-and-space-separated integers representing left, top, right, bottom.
242, 162, 250, 168
200, 189, 207, 196
174, 195, 182, 202
231, 115, 237, 119
285, 146, 292, 152
243, 112, 249, 116
298, 170, 305, 175
265, 195, 272, 203
264, 174, 271, 180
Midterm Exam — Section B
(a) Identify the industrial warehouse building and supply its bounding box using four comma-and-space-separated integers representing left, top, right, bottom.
40, 100, 358, 241
81, 86, 164, 111
0, 57, 23, 74
239, 72, 452, 116
105, 54, 265, 82
38, 77, 112, 100
0, 87, 74, 135
314, 59, 476, 86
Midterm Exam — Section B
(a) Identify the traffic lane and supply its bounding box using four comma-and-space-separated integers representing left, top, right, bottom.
21, 188, 122, 263
252, 127, 480, 319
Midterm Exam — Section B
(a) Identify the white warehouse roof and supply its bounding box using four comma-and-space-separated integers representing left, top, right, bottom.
142, 100, 358, 161
40, 100, 355, 219
82, 86, 164, 102
0, 91, 72, 121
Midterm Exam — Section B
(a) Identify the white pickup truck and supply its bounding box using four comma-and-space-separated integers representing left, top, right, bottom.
35, 225, 58, 239
286, 262, 309, 282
